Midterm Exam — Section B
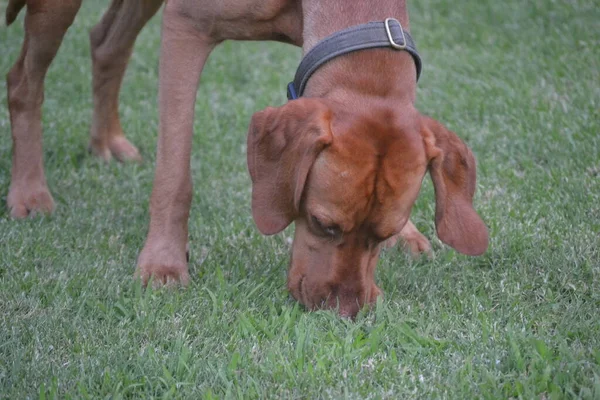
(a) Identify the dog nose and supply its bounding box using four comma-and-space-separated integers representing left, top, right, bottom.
337, 302, 361, 319
323, 283, 364, 319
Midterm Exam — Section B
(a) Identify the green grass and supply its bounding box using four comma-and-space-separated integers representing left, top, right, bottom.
1, 0, 599, 398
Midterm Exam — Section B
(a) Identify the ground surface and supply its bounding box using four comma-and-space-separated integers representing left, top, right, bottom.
1, 0, 599, 398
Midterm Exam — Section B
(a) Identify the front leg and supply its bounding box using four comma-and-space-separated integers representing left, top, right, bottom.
136, 4, 215, 286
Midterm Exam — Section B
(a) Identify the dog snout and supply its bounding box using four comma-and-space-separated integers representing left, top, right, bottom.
300, 280, 377, 318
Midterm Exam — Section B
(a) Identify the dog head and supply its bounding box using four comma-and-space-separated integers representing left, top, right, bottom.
247, 98, 488, 318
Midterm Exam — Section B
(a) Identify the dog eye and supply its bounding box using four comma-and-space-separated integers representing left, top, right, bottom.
311, 215, 341, 238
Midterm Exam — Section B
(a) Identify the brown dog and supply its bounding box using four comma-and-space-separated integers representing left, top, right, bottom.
5, 0, 163, 218
136, 0, 489, 318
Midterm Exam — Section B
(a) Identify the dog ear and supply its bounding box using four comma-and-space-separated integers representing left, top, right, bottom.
247, 98, 333, 235
420, 116, 488, 255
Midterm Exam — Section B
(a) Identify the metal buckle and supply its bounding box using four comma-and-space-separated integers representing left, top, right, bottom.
384, 18, 407, 50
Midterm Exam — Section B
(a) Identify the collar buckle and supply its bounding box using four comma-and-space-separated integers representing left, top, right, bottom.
384, 18, 407, 50
287, 18, 421, 99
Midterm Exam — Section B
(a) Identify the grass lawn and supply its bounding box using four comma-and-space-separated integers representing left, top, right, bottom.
1, 0, 599, 398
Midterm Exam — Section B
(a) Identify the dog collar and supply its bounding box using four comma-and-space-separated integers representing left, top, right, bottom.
287, 18, 422, 100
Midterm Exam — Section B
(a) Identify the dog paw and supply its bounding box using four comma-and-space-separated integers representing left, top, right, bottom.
7, 184, 56, 218
109, 136, 142, 162
136, 241, 190, 288
89, 135, 142, 163
383, 220, 432, 258
88, 140, 112, 161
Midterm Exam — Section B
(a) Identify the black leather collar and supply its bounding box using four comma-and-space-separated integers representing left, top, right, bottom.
287, 18, 422, 100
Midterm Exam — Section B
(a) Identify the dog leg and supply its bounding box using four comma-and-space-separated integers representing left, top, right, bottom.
136, 4, 215, 286
384, 220, 432, 257
6, 0, 82, 218
88, 0, 163, 162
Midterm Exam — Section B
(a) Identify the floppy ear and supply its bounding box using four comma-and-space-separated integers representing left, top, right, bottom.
420, 116, 489, 255
247, 99, 333, 235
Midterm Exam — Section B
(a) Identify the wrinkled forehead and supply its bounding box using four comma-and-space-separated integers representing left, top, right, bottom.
307, 143, 376, 223
304, 132, 427, 234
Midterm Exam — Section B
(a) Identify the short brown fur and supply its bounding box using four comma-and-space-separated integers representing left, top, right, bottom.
136, 0, 489, 318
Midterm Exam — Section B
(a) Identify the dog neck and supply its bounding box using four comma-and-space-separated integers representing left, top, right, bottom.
300, 0, 417, 105
301, 0, 411, 52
